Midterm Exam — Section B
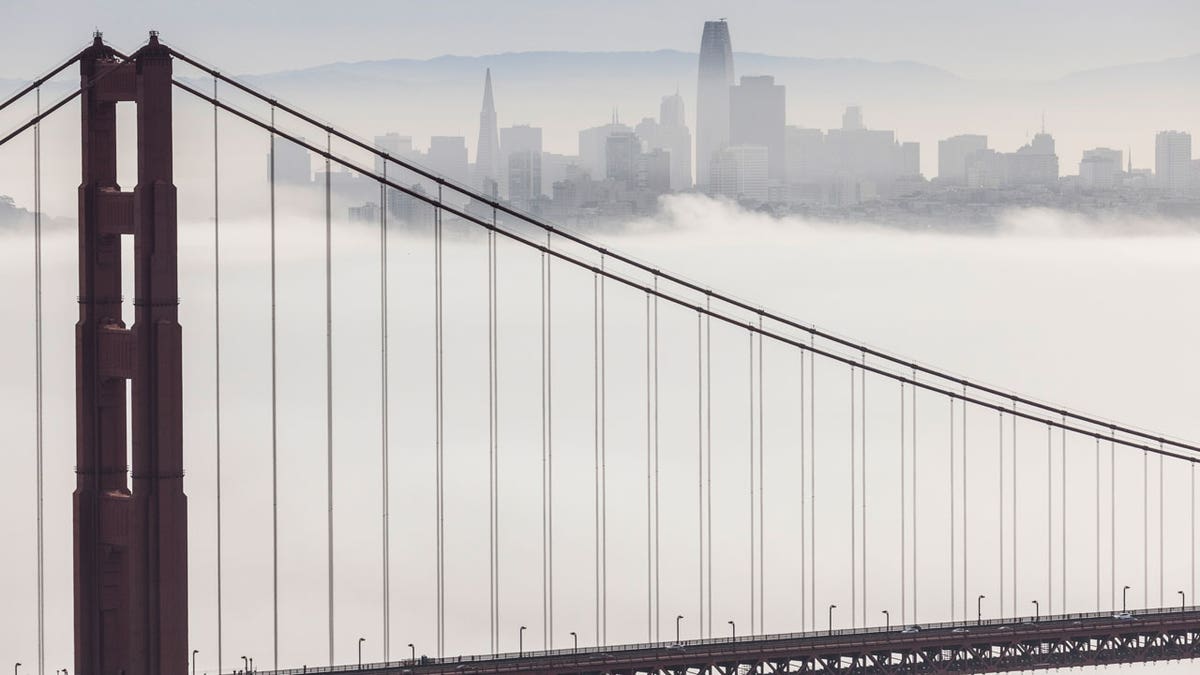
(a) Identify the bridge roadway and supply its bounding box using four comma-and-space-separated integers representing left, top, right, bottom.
262, 607, 1200, 674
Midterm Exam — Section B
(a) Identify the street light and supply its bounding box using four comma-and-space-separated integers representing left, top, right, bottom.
882, 610, 890, 631
249, 657, 254, 672
1123, 586, 1131, 613
358, 637, 366, 668
570, 631, 578, 652
1031, 600, 1039, 622
728, 620, 736, 641
676, 615, 684, 643
828, 605, 838, 636
977, 595, 986, 626
192, 649, 199, 675
241, 656, 248, 673
14, 663, 20, 675
519, 626, 527, 656
1180, 590, 1187, 611
407, 643, 415, 661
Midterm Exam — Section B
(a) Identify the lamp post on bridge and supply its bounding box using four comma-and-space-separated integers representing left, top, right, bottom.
358, 637, 366, 668
1123, 586, 1131, 613
1032, 600, 1039, 622
728, 620, 735, 641
192, 649, 199, 675
882, 610, 890, 631
407, 643, 415, 661
676, 615, 684, 643
14, 663, 20, 675
241, 656, 248, 673
570, 631, 577, 653
977, 595, 986, 626
828, 605, 837, 636
519, 626, 527, 657
1179, 590, 1186, 611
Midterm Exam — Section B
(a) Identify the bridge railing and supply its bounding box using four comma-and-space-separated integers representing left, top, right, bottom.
255, 605, 1199, 674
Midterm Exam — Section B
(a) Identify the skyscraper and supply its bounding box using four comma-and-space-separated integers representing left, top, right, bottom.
501, 124, 543, 204
475, 68, 502, 195
696, 20, 734, 192
1155, 131, 1192, 194
730, 75, 785, 181
938, 134, 988, 185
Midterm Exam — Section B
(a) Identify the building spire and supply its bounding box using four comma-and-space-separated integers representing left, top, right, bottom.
475, 68, 501, 193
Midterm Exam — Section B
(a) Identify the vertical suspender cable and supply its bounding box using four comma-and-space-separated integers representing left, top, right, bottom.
547, 230, 554, 648
1012, 401, 1018, 618
34, 85, 44, 675
1144, 443, 1149, 608
1046, 425, 1052, 614
325, 129, 335, 666
810, 340, 817, 627
1062, 417, 1067, 612
645, 293, 653, 641
749, 330, 756, 634
706, 298, 713, 638
213, 76, 224, 675
900, 382, 906, 626
962, 384, 967, 619
800, 344, 807, 631
697, 310, 704, 636
1111, 430, 1115, 610
949, 397, 955, 621
758, 317, 765, 634
595, 267, 603, 647
601, 256, 609, 644
864, 353, 873, 624
850, 363, 856, 628
380, 161, 390, 661
1193, 446, 1197, 604
492, 210, 501, 650
999, 410, 1004, 616
434, 184, 444, 656
541, 230, 549, 648
1160, 442, 1164, 607
488, 211, 497, 653
654, 281, 661, 640
911, 370, 918, 623
269, 107, 280, 670
1096, 437, 1101, 612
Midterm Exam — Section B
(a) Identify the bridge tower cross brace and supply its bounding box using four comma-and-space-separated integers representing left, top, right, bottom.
75, 32, 187, 675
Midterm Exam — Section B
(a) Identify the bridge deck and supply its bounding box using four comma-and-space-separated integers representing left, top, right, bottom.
262, 607, 1200, 674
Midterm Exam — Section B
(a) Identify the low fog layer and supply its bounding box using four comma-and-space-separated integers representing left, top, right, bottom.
1, 195, 1198, 672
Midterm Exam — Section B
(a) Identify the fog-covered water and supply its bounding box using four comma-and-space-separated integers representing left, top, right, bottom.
2, 192, 1199, 673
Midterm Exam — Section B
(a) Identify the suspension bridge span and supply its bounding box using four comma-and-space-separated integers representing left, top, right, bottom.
2, 32, 1200, 675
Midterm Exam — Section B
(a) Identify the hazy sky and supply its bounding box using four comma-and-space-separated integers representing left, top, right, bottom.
2, 0, 1199, 79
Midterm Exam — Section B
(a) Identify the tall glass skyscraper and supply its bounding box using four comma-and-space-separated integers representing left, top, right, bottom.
696, 20, 734, 191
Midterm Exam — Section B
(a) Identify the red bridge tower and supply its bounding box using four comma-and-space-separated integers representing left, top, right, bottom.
75, 32, 187, 675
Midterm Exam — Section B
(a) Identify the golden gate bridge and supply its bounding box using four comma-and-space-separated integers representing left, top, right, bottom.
2, 32, 1200, 675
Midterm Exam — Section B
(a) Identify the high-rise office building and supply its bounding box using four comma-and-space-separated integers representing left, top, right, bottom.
938, 134, 988, 185
501, 124, 543, 203
268, 137, 312, 185
606, 131, 641, 187
730, 75, 786, 181
696, 20, 734, 191
1155, 131, 1192, 194
1079, 148, 1123, 189
634, 94, 693, 191
429, 136, 470, 186
710, 145, 768, 202
579, 117, 633, 178
475, 69, 502, 194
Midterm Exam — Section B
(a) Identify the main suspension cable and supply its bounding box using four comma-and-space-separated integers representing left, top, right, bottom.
167, 55, 1200, 460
